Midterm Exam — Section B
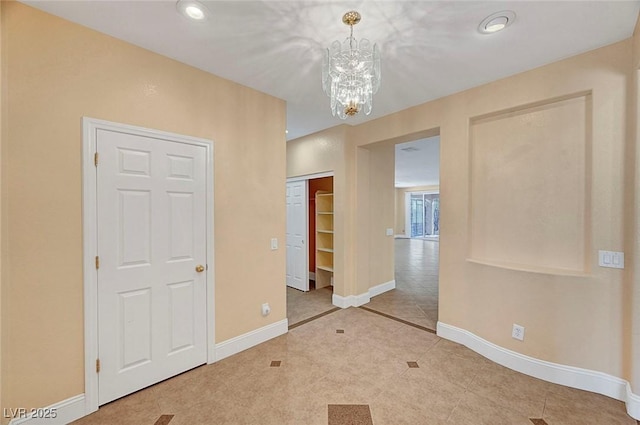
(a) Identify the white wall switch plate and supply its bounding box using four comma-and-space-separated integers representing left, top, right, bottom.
270, 238, 278, 250
598, 250, 624, 269
386, 228, 393, 236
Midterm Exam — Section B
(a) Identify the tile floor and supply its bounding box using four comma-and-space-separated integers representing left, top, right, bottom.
286, 284, 334, 327
287, 237, 438, 330
366, 238, 439, 330
73, 240, 636, 424
73, 307, 636, 425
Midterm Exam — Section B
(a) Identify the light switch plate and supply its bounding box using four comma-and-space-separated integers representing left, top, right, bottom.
270, 238, 278, 250
598, 250, 624, 269
386, 228, 393, 236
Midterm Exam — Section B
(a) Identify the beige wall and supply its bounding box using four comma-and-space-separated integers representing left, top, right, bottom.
469, 95, 590, 273
355, 39, 629, 376
0, 0, 4, 416
366, 143, 395, 288
630, 14, 640, 395
395, 185, 440, 235
286, 126, 350, 296
289, 39, 633, 382
351, 143, 395, 295
2, 2, 286, 416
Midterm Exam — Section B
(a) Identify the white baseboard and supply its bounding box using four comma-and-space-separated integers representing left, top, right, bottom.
332, 293, 356, 308
215, 319, 288, 362
8, 394, 85, 425
332, 280, 396, 309
333, 292, 370, 308
354, 292, 370, 306
437, 321, 640, 420
369, 280, 396, 298
626, 383, 640, 419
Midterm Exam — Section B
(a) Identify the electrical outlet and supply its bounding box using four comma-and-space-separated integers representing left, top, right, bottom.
512, 324, 525, 341
261, 303, 271, 316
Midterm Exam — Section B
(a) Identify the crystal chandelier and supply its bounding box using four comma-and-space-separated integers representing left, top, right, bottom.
322, 11, 381, 119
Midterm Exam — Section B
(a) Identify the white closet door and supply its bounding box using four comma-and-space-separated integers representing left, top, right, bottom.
286, 180, 308, 291
96, 129, 207, 404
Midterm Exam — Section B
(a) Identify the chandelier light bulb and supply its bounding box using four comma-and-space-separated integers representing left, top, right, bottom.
322, 11, 381, 119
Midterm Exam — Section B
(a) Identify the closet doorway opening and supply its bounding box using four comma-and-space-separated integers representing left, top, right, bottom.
286, 173, 336, 328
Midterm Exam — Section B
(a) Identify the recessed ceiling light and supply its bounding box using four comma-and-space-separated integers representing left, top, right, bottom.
177, 0, 209, 21
478, 11, 516, 34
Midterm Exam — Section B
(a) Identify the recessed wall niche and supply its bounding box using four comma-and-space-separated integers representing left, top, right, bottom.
468, 93, 591, 274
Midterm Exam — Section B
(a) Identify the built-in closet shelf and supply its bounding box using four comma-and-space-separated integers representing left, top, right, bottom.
317, 265, 334, 273
315, 190, 334, 289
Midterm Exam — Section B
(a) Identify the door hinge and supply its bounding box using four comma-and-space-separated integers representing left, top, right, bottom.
95, 256, 100, 270
96, 358, 101, 373
94, 152, 99, 166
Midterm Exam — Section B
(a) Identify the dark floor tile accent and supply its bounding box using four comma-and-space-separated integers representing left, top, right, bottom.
407, 361, 419, 368
328, 404, 373, 425
154, 415, 174, 425
270, 360, 281, 367
288, 307, 341, 330
529, 419, 548, 425
359, 306, 436, 334
336, 329, 345, 334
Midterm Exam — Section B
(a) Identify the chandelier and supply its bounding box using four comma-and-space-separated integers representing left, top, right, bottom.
322, 11, 381, 119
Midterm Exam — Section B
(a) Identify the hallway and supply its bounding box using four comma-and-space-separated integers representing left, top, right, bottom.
366, 238, 439, 330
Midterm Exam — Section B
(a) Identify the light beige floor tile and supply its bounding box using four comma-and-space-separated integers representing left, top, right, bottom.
287, 286, 334, 325
72, 385, 162, 425
467, 361, 548, 417
447, 390, 534, 425
371, 372, 464, 424
411, 343, 489, 389
364, 238, 439, 330
543, 383, 636, 425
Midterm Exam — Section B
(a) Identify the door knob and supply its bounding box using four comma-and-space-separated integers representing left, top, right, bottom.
195, 265, 205, 273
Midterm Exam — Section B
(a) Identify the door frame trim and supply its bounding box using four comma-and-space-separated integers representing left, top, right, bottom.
286, 171, 334, 183
285, 179, 309, 291
81, 117, 215, 414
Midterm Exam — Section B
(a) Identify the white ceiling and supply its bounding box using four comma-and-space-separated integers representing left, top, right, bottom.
395, 137, 440, 188
22, 1, 640, 142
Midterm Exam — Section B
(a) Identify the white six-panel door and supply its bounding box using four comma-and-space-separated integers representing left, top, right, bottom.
96, 128, 208, 404
286, 180, 308, 291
